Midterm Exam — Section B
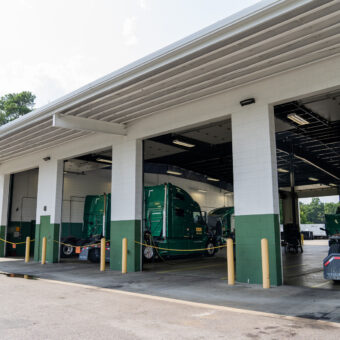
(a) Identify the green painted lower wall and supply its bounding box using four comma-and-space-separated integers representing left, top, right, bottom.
6, 221, 35, 257
110, 220, 141, 272
235, 214, 282, 286
0, 225, 5, 257
33, 216, 60, 263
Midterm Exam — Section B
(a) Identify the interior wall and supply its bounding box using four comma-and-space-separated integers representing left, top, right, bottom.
144, 173, 234, 213
10, 169, 38, 222
62, 169, 111, 224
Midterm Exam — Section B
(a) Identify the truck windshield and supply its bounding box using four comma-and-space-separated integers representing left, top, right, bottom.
193, 211, 203, 225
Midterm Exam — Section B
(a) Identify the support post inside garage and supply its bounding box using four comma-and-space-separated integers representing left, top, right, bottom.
232, 104, 282, 286
110, 139, 143, 272
34, 159, 63, 263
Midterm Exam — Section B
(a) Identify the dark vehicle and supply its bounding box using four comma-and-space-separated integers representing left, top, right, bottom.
323, 205, 340, 281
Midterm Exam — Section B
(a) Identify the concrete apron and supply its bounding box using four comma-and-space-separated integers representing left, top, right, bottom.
235, 214, 282, 286
34, 216, 59, 263
110, 220, 141, 272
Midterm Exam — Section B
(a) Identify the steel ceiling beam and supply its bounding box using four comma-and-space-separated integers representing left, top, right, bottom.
276, 140, 340, 181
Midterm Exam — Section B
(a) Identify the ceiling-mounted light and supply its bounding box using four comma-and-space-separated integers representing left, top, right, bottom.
166, 170, 182, 176
240, 98, 255, 106
308, 177, 318, 182
287, 113, 309, 125
329, 183, 337, 187
198, 189, 207, 193
278, 168, 289, 173
207, 177, 220, 182
172, 139, 195, 148
96, 158, 112, 164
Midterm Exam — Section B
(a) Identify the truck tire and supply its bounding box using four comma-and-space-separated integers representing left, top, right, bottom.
61, 245, 74, 258
88, 248, 100, 263
143, 246, 155, 262
328, 244, 340, 255
205, 241, 216, 257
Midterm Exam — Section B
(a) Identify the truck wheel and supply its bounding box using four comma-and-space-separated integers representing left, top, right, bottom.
88, 248, 100, 263
205, 241, 216, 257
61, 245, 74, 258
328, 244, 340, 255
143, 246, 154, 262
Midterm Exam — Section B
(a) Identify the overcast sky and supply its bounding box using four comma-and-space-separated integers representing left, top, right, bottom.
0, 0, 262, 108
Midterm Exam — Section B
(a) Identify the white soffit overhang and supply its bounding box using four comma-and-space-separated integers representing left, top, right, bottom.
0, 0, 340, 162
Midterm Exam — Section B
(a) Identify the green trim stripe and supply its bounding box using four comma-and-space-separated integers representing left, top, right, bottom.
110, 220, 141, 272
235, 214, 282, 286
34, 216, 60, 263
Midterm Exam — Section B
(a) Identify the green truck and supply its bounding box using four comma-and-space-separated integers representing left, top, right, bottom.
74, 183, 222, 262
207, 206, 235, 239
143, 183, 221, 260
61, 194, 111, 259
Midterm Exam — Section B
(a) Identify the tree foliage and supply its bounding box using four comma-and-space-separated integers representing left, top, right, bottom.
300, 197, 340, 224
0, 91, 36, 126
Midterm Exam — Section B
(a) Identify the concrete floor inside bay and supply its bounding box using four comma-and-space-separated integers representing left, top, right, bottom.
1, 240, 340, 323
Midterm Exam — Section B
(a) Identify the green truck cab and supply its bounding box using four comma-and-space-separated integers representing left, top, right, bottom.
143, 183, 220, 260
207, 206, 235, 239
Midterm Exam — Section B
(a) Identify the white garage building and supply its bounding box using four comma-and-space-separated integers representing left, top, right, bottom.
0, 0, 339, 286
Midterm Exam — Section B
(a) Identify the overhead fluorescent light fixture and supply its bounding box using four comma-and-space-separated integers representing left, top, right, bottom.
96, 158, 112, 164
172, 139, 195, 148
278, 168, 289, 173
308, 177, 318, 182
166, 170, 182, 176
329, 183, 337, 187
287, 113, 309, 125
207, 177, 220, 182
198, 189, 207, 193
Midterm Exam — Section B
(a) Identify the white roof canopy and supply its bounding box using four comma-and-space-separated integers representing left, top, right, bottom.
0, 0, 339, 162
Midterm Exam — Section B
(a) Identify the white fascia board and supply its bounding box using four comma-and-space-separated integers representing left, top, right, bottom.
0, 0, 315, 138
53, 114, 126, 135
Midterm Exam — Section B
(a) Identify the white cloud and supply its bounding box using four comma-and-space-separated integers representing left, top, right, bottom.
139, 0, 147, 9
123, 17, 138, 46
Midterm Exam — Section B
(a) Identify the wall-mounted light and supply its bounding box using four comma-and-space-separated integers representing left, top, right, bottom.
166, 170, 182, 176
207, 177, 220, 182
287, 113, 309, 125
278, 168, 289, 173
240, 98, 255, 106
43, 156, 51, 161
172, 139, 195, 148
96, 158, 112, 164
308, 177, 318, 182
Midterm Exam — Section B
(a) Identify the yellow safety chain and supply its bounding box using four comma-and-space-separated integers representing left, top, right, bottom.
53, 239, 108, 249
0, 237, 35, 245
134, 240, 227, 252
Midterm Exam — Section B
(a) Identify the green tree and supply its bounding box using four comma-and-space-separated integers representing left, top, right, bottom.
325, 202, 339, 215
0, 91, 36, 125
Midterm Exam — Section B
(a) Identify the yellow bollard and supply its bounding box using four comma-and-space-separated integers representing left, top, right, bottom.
122, 238, 127, 274
301, 233, 304, 246
25, 236, 31, 263
41, 237, 47, 265
227, 238, 235, 285
261, 238, 270, 289
100, 237, 106, 272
